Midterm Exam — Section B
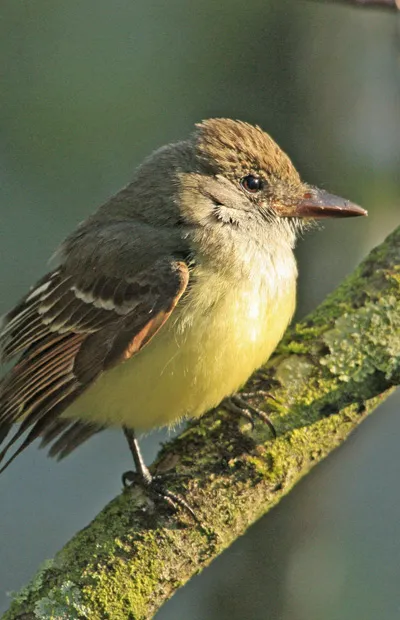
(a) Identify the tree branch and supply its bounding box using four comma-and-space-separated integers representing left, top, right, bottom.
3, 226, 400, 620
311, 0, 400, 10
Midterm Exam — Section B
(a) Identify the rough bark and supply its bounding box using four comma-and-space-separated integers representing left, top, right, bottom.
2, 225, 400, 620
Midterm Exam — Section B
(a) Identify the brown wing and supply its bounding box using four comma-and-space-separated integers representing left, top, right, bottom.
0, 258, 189, 470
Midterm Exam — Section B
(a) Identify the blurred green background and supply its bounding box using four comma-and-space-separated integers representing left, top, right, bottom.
0, 1, 399, 618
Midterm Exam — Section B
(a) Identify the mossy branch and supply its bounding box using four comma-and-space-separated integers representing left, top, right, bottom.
3, 226, 400, 620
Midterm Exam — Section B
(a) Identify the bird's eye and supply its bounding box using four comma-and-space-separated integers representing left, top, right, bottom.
241, 175, 263, 193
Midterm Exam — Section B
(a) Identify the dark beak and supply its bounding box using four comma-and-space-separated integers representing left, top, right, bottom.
292, 188, 367, 219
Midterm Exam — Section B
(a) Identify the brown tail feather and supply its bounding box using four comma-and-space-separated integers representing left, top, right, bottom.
47, 421, 104, 460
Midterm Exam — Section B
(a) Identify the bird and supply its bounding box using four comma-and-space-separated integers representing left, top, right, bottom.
0, 119, 366, 513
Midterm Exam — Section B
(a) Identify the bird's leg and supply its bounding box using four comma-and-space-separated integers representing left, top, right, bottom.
222, 393, 277, 437
122, 427, 199, 523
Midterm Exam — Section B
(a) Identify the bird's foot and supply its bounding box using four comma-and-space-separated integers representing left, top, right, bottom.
222, 392, 277, 437
122, 467, 201, 525
123, 426, 201, 525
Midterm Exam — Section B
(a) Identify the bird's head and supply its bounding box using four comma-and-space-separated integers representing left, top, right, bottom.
127, 118, 366, 258
181, 118, 366, 240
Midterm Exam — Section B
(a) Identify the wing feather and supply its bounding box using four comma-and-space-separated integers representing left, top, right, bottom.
0, 258, 189, 468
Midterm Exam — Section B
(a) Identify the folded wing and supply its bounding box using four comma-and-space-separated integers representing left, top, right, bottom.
0, 257, 189, 469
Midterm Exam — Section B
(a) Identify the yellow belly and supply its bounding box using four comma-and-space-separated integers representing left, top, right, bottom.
65, 267, 296, 430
